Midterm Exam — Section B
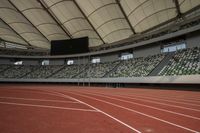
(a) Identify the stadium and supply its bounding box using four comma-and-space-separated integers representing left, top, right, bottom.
0, 0, 200, 132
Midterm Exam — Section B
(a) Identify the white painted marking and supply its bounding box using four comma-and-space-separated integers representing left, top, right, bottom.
50, 90, 141, 133
66, 91, 199, 133
126, 93, 200, 103
80, 91, 200, 112
0, 96, 78, 103
122, 94, 200, 107
0, 89, 73, 101
0, 101, 98, 112
74, 91, 200, 120
119, 94, 200, 112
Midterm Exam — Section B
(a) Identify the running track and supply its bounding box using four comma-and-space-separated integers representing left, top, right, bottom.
0, 84, 200, 133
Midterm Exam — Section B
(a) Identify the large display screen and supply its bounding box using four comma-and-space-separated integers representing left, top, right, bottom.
51, 37, 89, 55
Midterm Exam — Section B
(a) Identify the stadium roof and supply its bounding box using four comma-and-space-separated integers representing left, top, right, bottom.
0, 0, 200, 49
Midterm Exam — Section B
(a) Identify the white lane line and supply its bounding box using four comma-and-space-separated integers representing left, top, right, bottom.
128, 93, 200, 103
0, 89, 74, 101
86, 90, 200, 114
84, 91, 200, 112
121, 94, 200, 107
0, 101, 98, 112
74, 90, 200, 120
0, 96, 79, 103
120, 95, 200, 112
50, 90, 141, 133
66, 91, 199, 133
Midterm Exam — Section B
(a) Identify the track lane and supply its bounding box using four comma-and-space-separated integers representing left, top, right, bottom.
0, 87, 139, 133
0, 98, 92, 110
84, 88, 200, 104
112, 93, 200, 106
76, 89, 200, 118
64, 90, 200, 132
0, 89, 72, 101
56, 89, 199, 133
1, 85, 200, 133
75, 88, 200, 110
0, 103, 132, 133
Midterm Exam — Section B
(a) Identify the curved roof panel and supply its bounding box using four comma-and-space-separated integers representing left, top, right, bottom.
0, 0, 50, 49
43, 0, 103, 47
0, 19, 28, 45
120, 0, 177, 32
28, 40, 50, 48
0, 0, 200, 49
75, 0, 133, 43
10, 0, 70, 41
179, 0, 200, 13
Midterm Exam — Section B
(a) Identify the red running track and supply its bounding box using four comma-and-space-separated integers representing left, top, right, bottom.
0, 84, 200, 133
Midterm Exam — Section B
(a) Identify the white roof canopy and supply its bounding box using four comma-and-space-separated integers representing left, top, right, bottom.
43, 0, 103, 47
0, 0, 199, 49
11, 0, 70, 41
76, 0, 133, 43
0, 19, 28, 45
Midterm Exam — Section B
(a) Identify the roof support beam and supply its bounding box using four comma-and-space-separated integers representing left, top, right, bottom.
0, 18, 32, 47
143, 3, 200, 34
115, 0, 136, 34
174, 0, 182, 18
73, 0, 105, 44
7, 0, 50, 42
37, 0, 72, 39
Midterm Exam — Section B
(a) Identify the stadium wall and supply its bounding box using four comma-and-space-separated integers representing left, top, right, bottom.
22, 60, 39, 65
74, 57, 89, 64
186, 30, 200, 48
133, 44, 161, 58
100, 53, 119, 62
0, 38, 197, 65
0, 75, 199, 84
49, 59, 65, 65
0, 22, 199, 60
0, 59, 10, 64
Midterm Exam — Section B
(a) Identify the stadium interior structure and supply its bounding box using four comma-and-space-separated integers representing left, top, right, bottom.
1, 1, 200, 133
0, 0, 200, 87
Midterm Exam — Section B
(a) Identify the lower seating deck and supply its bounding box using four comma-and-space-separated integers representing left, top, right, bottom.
0, 47, 199, 79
